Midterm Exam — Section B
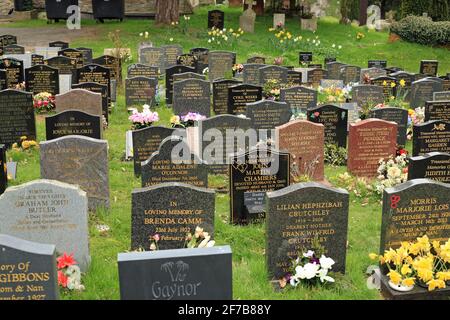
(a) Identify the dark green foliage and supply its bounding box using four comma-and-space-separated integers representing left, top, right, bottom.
391, 15, 450, 46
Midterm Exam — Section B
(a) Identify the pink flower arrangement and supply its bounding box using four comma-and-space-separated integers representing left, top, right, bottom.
129, 104, 159, 130
181, 112, 207, 122
171, 112, 207, 128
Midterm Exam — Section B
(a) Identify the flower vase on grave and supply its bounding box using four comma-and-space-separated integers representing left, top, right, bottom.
388, 280, 414, 292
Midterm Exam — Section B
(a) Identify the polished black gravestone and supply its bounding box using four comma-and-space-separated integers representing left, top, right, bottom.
45, 110, 102, 140
118, 246, 232, 300
25, 64, 59, 95
266, 183, 349, 278
127, 64, 159, 79
307, 104, 348, 147
208, 10, 225, 29
208, 51, 236, 82
125, 76, 157, 107
230, 148, 290, 225
0, 234, 59, 300
259, 65, 288, 85
3, 44, 25, 55
307, 68, 327, 87
76, 47, 93, 64
31, 54, 45, 67
132, 126, 178, 176
228, 84, 263, 115
408, 152, 450, 184
280, 86, 317, 114
49, 41, 69, 49
141, 136, 208, 188
189, 47, 209, 74
45, 0, 79, 21
173, 78, 211, 117
352, 84, 384, 108
165, 65, 196, 105
420, 60, 438, 77
72, 82, 109, 124
131, 182, 215, 251
0, 35, 17, 47
368, 60, 387, 68
75, 64, 111, 100
92, 0, 125, 21
0, 57, 24, 89
425, 100, 450, 122
0, 89, 36, 147
58, 48, 84, 69
92, 55, 121, 82
212, 79, 241, 115
177, 54, 198, 70
245, 100, 292, 139
0, 144, 6, 195
413, 120, 450, 156
371, 76, 397, 100
380, 179, 450, 254
287, 70, 302, 87
44, 56, 75, 75
299, 52, 312, 65
326, 61, 347, 80
370, 107, 408, 146
410, 79, 443, 108
139, 47, 164, 72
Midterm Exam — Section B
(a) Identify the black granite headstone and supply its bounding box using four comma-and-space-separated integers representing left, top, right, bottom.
139, 47, 164, 72
420, 60, 438, 77
162, 45, 183, 70
75, 64, 111, 101
92, 0, 125, 21
227, 84, 262, 115
212, 79, 241, 115
245, 100, 292, 139
189, 47, 209, 74
44, 55, 76, 75
242, 63, 265, 86
259, 65, 288, 85
371, 76, 397, 100
72, 81, 109, 123
0, 58, 24, 89
326, 61, 346, 80
58, 48, 84, 69
25, 64, 59, 95
413, 120, 450, 156
75, 47, 93, 64
45, 110, 102, 140
92, 55, 121, 82
410, 79, 443, 108
0, 35, 17, 47
208, 10, 225, 29
307, 68, 327, 87
280, 86, 317, 114
208, 51, 236, 82
45, 0, 79, 21
173, 79, 211, 117
3, 44, 25, 55
339, 65, 361, 84
31, 54, 45, 67
165, 65, 196, 105
368, 60, 387, 68
370, 107, 408, 146
299, 52, 313, 65
408, 152, 450, 184
425, 100, 450, 122
49, 41, 69, 49
307, 104, 348, 147
287, 70, 302, 87
177, 54, 198, 70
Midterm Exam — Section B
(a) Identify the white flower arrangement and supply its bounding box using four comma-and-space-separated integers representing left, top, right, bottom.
375, 153, 409, 194
288, 250, 336, 287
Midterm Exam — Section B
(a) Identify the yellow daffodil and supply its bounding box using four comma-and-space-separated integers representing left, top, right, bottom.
387, 271, 402, 285
399, 79, 406, 87
427, 279, 446, 291
417, 268, 434, 282
382, 80, 387, 86
436, 271, 450, 281
369, 253, 378, 260
401, 264, 412, 276
390, 82, 396, 88
402, 277, 415, 287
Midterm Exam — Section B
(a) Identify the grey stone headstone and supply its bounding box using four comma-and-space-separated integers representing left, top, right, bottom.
258, 65, 289, 85
131, 182, 215, 250
141, 136, 208, 188
208, 51, 236, 82
369, 107, 408, 146
55, 89, 102, 117
380, 179, 450, 254
161, 44, 183, 70
40, 136, 110, 211
352, 84, 384, 108
118, 246, 232, 300
266, 182, 349, 278
127, 63, 159, 79
410, 78, 443, 108
360, 67, 386, 82
173, 79, 211, 117
307, 68, 328, 87
125, 76, 158, 107
325, 61, 346, 80
242, 63, 265, 86
280, 86, 317, 114
173, 72, 206, 83
339, 65, 361, 84
425, 100, 450, 122
212, 78, 242, 114
228, 84, 263, 115
139, 47, 164, 73
0, 234, 59, 300
0, 180, 90, 271
245, 100, 292, 139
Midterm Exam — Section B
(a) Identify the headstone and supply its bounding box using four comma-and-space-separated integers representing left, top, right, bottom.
76, 47, 93, 64
287, 70, 303, 87
208, 51, 236, 82
228, 84, 262, 115
197, 114, 252, 175
348, 119, 398, 177
177, 53, 198, 69
72, 82, 109, 124
40, 136, 110, 210
131, 182, 215, 250
279, 86, 317, 114
371, 76, 397, 100
0, 35, 17, 47
247, 56, 265, 64
276, 120, 324, 181
49, 41, 69, 49
320, 79, 344, 89
0, 179, 90, 270
380, 179, 450, 254
55, 89, 102, 117
118, 246, 232, 300
420, 60, 438, 77
299, 52, 313, 65
0, 144, 6, 195
172, 72, 206, 83
239, 8, 256, 33
410, 79, 443, 108
3, 44, 25, 55
31, 54, 45, 67
125, 76, 157, 107
173, 79, 211, 117
58, 48, 84, 69
307, 104, 348, 148
368, 60, 387, 68
141, 136, 208, 188
75, 64, 111, 103
161, 44, 183, 70
259, 65, 288, 85
0, 58, 24, 88
360, 67, 387, 82
242, 63, 265, 86
45, 110, 102, 140
189, 48, 209, 74
212, 79, 242, 115
352, 84, 384, 108
245, 100, 292, 139
413, 120, 450, 156
230, 148, 290, 224
127, 64, 159, 79
389, 71, 415, 92
92, 55, 121, 82
44, 56, 75, 75
132, 126, 179, 176
139, 47, 164, 73
307, 68, 327, 87
0, 234, 59, 300
165, 65, 196, 105
273, 13, 285, 28
408, 152, 450, 184
369, 107, 408, 146
339, 65, 361, 84
326, 61, 346, 80
433, 91, 450, 101
0, 90, 35, 147
266, 182, 349, 278
425, 100, 450, 122
208, 10, 225, 30
25, 65, 59, 95
0, 70, 6, 90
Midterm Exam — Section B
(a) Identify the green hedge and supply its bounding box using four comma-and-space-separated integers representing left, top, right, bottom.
390, 15, 450, 46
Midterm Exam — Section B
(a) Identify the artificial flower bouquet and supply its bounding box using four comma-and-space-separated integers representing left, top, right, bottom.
11, 136, 38, 152
33, 92, 55, 113
374, 153, 408, 194
370, 236, 450, 292
318, 85, 351, 104
128, 104, 159, 130
170, 112, 206, 128
57, 253, 85, 291
185, 226, 215, 249
406, 107, 425, 140
263, 79, 283, 101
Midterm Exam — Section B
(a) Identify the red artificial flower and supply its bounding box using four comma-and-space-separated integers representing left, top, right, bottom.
43, 100, 48, 106
37, 100, 42, 106
58, 271, 68, 288
314, 112, 320, 117
57, 252, 77, 269
398, 149, 408, 156
153, 234, 160, 242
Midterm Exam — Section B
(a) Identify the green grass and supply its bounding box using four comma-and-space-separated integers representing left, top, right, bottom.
4, 5, 449, 300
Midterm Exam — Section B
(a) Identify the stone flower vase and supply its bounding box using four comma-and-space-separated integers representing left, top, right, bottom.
388, 280, 414, 292
300, 17, 318, 32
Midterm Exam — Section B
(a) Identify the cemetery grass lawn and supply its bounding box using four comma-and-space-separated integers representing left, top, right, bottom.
4, 6, 447, 300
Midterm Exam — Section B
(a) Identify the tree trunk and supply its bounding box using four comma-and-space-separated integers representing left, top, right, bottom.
156, 0, 179, 25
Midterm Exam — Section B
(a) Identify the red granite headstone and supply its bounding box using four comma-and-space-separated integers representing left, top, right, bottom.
348, 119, 398, 177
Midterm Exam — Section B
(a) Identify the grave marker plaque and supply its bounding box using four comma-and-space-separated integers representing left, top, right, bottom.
45, 110, 102, 140
433, 91, 450, 101
413, 120, 450, 156
280, 86, 317, 114
177, 54, 198, 69
25, 65, 59, 95
420, 60, 438, 77
369, 107, 408, 146
299, 52, 313, 65
208, 10, 225, 29
228, 84, 262, 115
125, 76, 157, 107
212, 79, 242, 115
76, 47, 93, 64
287, 70, 302, 87
326, 61, 346, 80
425, 100, 450, 122
307, 104, 348, 147
368, 60, 387, 68
408, 152, 450, 184
0, 58, 24, 88
352, 84, 384, 108
3, 44, 25, 55
92, 55, 121, 82
307, 68, 327, 87
208, 51, 236, 82
75, 64, 111, 101
173, 79, 211, 117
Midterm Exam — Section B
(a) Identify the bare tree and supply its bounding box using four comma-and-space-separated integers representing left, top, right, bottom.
155, 0, 179, 25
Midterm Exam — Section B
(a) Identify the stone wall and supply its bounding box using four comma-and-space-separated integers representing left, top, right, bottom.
0, 0, 14, 16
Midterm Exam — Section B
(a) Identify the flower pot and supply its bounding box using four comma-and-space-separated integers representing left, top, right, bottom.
388, 280, 414, 292
300, 18, 318, 32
